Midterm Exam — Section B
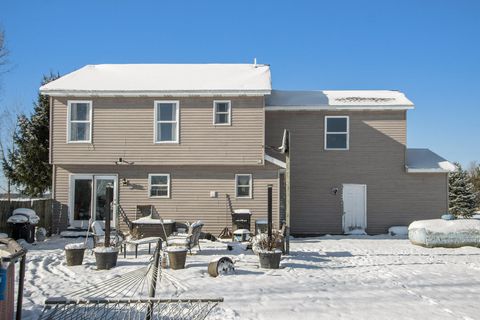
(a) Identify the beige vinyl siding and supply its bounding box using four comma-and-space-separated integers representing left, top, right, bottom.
266, 110, 448, 235
54, 164, 280, 235
52, 96, 264, 165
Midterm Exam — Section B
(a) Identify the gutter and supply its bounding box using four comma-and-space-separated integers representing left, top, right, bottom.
405, 167, 454, 173
406, 168, 451, 173
405, 160, 456, 173
266, 105, 415, 111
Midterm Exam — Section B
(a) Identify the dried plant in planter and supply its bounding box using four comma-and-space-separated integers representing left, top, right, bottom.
252, 230, 283, 253
128, 227, 142, 240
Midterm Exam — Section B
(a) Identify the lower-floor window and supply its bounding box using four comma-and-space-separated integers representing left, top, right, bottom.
235, 174, 252, 198
149, 174, 170, 198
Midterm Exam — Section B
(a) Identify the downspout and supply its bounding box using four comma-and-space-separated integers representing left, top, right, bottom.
404, 110, 407, 171
51, 165, 56, 235
446, 172, 450, 212
49, 96, 55, 235
262, 95, 266, 165
49, 96, 53, 165
285, 130, 291, 254
49, 96, 54, 198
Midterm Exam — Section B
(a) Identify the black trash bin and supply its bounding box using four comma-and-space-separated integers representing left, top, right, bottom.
231, 209, 252, 231
7, 208, 40, 243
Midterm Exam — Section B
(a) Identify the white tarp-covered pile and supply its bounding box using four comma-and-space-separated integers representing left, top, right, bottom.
409, 219, 480, 248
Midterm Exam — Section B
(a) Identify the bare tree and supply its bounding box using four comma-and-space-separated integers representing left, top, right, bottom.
0, 28, 9, 75
0, 27, 12, 199
0, 107, 19, 201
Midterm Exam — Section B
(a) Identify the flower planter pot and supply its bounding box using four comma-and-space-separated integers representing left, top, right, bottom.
65, 248, 85, 266
167, 248, 188, 270
208, 257, 235, 277
258, 251, 282, 269
94, 248, 119, 270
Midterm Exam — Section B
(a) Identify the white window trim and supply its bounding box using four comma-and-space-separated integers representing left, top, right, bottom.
67, 100, 92, 143
235, 174, 252, 199
213, 100, 231, 126
154, 100, 180, 144
324, 116, 349, 150
148, 173, 171, 198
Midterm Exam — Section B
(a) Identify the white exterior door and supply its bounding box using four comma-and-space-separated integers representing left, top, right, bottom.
69, 174, 118, 229
342, 184, 367, 234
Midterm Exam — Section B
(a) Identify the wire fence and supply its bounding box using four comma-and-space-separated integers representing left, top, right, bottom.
39, 241, 223, 319
39, 298, 223, 320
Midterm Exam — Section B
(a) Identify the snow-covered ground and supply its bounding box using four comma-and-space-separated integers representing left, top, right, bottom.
20, 235, 480, 320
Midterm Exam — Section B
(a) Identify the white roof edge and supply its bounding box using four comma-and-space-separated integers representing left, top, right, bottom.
40, 90, 271, 97
264, 154, 286, 169
405, 150, 456, 173
406, 167, 451, 173
266, 105, 415, 111
266, 90, 414, 108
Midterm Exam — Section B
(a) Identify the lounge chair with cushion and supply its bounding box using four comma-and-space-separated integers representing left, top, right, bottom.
167, 221, 204, 253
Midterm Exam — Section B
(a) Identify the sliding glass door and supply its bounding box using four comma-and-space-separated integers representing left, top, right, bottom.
72, 177, 92, 224
70, 175, 117, 229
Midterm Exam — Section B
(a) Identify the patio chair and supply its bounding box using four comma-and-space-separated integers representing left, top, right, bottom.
91, 221, 123, 248
167, 221, 204, 254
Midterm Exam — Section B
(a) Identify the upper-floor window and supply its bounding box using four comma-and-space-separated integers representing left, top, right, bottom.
149, 174, 170, 198
325, 116, 349, 150
154, 101, 179, 143
235, 174, 252, 198
213, 100, 231, 125
67, 100, 92, 143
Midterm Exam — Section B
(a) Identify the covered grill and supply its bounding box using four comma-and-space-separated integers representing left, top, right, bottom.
7, 208, 40, 243
231, 209, 252, 231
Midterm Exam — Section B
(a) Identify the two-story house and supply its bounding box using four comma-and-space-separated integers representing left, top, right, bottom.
40, 63, 454, 236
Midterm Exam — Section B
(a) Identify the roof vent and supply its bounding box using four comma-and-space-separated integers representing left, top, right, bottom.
335, 97, 395, 103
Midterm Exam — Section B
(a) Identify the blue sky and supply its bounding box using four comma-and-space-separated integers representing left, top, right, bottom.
0, 0, 479, 170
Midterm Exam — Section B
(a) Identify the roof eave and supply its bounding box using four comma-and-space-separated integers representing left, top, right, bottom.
265, 105, 415, 111
39, 89, 272, 97
264, 154, 286, 169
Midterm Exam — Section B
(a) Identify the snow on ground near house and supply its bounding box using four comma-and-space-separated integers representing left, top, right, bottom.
20, 235, 480, 320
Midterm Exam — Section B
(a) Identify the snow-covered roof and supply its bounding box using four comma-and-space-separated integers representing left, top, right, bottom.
266, 90, 414, 110
406, 148, 456, 173
264, 152, 286, 168
40, 64, 272, 97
